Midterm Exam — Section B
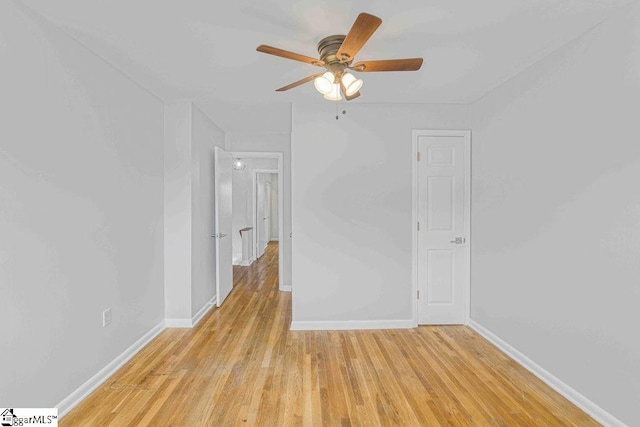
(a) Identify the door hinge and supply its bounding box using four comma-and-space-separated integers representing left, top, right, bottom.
417, 290, 420, 299
417, 152, 421, 161
417, 221, 420, 231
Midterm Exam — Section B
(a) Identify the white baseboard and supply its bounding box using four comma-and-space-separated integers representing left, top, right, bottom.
468, 319, 626, 427
191, 296, 215, 327
280, 285, 292, 292
270, 238, 279, 241
165, 318, 193, 328
290, 319, 414, 331
57, 320, 165, 418
239, 258, 254, 267
166, 296, 216, 328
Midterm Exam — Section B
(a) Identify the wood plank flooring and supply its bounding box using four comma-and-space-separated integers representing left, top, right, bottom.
62, 242, 598, 426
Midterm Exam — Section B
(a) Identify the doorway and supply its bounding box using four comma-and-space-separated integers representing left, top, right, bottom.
412, 130, 471, 325
230, 152, 285, 291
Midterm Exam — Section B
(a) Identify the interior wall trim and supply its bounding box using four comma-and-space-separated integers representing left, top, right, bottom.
191, 296, 216, 327
469, 319, 626, 427
165, 318, 194, 328
57, 320, 166, 418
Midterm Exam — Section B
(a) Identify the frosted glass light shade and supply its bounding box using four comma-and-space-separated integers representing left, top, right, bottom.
341, 72, 363, 96
323, 83, 342, 101
314, 72, 335, 95
232, 158, 246, 170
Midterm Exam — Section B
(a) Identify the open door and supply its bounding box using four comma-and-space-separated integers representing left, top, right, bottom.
255, 174, 266, 259
214, 147, 233, 306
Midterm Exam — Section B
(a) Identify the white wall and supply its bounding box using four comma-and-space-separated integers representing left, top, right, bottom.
226, 133, 292, 288
165, 101, 225, 322
231, 158, 278, 264
191, 104, 225, 314
0, 1, 164, 407
470, 3, 640, 424
291, 103, 469, 325
164, 101, 193, 320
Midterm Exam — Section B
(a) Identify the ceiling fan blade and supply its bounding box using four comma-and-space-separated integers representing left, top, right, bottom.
336, 13, 382, 63
350, 58, 423, 72
257, 45, 325, 67
276, 74, 322, 92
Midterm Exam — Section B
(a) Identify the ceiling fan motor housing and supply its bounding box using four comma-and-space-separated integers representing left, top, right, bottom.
317, 35, 349, 78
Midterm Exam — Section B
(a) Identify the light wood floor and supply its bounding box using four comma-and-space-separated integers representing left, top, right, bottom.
62, 242, 597, 426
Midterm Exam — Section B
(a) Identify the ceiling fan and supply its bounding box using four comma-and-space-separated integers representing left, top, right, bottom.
256, 12, 423, 101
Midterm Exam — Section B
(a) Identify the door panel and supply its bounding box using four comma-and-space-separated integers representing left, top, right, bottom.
427, 250, 454, 304
264, 180, 272, 244
256, 174, 265, 259
214, 147, 233, 306
427, 176, 455, 231
417, 132, 469, 325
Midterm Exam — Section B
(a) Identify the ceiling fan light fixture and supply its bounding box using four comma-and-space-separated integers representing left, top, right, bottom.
314, 71, 335, 95
323, 83, 342, 101
341, 72, 363, 96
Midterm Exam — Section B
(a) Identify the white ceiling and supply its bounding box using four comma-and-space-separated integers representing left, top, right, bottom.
22, 0, 634, 127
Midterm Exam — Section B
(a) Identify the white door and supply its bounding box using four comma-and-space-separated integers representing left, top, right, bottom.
264, 180, 272, 245
214, 147, 233, 306
255, 174, 266, 259
416, 130, 470, 325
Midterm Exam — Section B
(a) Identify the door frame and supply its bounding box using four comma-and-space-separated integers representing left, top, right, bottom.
411, 130, 471, 326
232, 151, 285, 292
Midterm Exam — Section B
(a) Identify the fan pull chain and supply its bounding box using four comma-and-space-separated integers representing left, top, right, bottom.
335, 103, 347, 120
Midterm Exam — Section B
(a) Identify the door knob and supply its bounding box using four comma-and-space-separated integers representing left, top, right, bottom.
450, 237, 466, 244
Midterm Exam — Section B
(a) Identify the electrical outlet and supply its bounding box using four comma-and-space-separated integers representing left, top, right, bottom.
103, 308, 112, 327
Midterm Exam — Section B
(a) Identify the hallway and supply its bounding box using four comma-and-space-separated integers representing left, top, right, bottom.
62, 241, 595, 426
